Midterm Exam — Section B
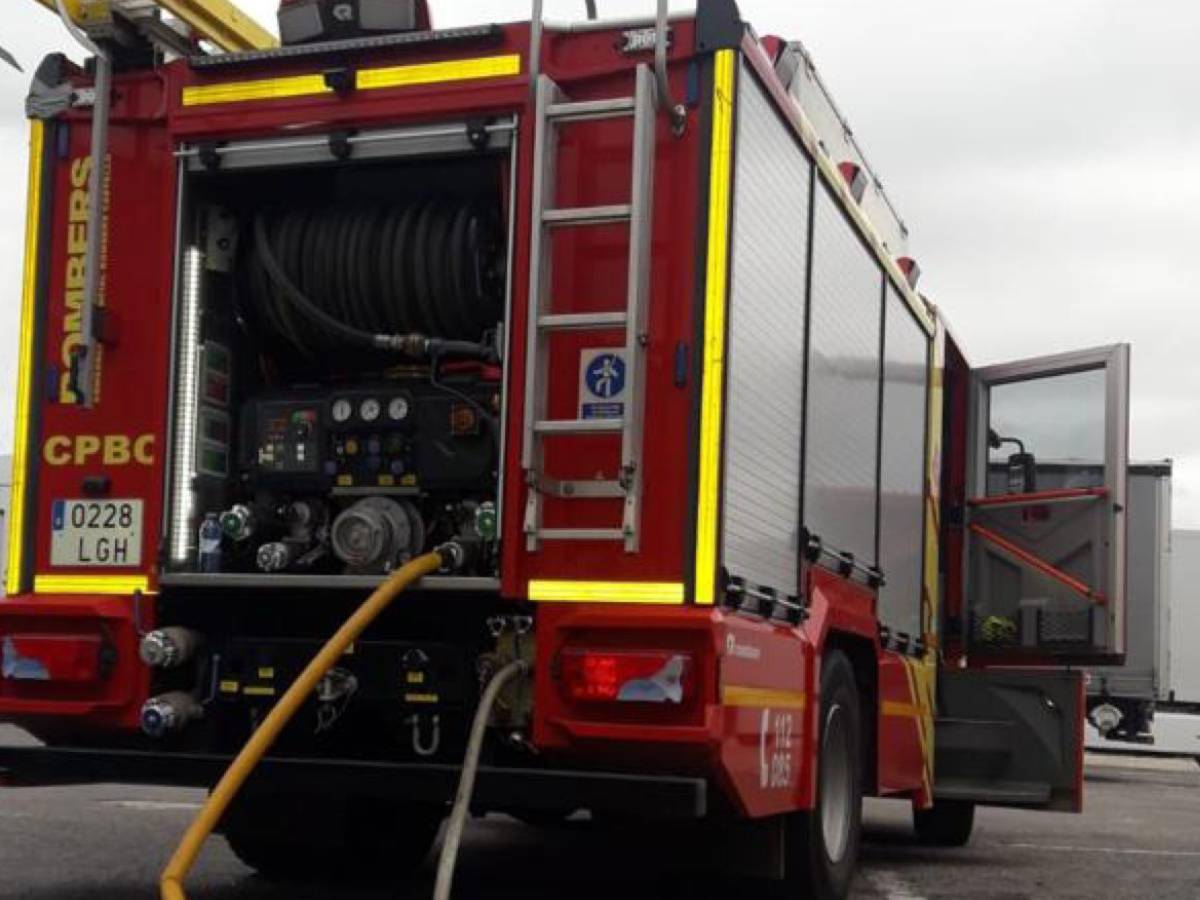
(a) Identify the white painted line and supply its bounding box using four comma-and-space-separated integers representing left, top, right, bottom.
867, 869, 930, 900
1085, 752, 1199, 773
100, 800, 203, 812
1002, 842, 1200, 859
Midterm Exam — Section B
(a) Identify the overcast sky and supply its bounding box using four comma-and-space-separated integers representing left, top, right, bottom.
1, 0, 1197, 525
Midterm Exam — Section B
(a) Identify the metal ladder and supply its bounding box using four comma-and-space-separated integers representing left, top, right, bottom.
521, 64, 658, 553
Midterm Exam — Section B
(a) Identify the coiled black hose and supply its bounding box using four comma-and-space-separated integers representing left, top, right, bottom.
253, 214, 379, 350
247, 200, 503, 358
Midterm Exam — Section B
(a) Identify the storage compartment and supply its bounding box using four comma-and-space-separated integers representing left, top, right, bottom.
963, 344, 1130, 661
162, 122, 516, 585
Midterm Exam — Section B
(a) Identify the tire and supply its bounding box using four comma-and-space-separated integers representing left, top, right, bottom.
223, 793, 442, 884
773, 649, 863, 900
913, 799, 975, 847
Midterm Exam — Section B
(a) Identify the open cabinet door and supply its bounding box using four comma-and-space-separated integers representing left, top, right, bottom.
965, 344, 1129, 664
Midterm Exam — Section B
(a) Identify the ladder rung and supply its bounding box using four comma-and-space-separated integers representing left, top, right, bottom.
538, 311, 629, 332
538, 478, 626, 499
543, 205, 632, 227
535, 528, 626, 542
534, 418, 624, 435
547, 97, 637, 123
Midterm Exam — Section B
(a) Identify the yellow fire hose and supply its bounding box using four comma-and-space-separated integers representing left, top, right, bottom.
160, 548, 446, 900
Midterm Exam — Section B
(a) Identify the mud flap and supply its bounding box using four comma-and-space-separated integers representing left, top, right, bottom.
933, 669, 1084, 812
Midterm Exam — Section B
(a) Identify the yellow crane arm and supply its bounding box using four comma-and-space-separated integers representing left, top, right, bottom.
32, 0, 278, 53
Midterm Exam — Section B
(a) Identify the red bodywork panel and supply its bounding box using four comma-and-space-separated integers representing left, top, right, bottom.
531, 566, 929, 818
11, 21, 701, 587
0, 595, 148, 731
32, 70, 176, 586
497, 26, 701, 594
0, 20, 936, 819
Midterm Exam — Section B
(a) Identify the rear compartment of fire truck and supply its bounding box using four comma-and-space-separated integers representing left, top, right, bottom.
151, 121, 526, 868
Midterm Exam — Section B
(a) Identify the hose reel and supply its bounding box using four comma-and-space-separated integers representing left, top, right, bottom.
245, 199, 505, 359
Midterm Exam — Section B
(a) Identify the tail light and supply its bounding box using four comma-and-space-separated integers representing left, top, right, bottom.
0, 634, 108, 684
560, 649, 692, 704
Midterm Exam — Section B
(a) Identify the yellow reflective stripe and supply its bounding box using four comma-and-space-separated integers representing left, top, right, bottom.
528, 580, 685, 604
902, 654, 937, 801
357, 54, 522, 91
181, 55, 523, 107
6, 121, 45, 597
922, 320, 946, 647
33, 575, 153, 596
722, 685, 807, 710
694, 49, 737, 606
182, 74, 330, 107
881, 700, 923, 719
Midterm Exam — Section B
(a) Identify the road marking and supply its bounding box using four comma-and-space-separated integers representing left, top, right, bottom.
1084, 752, 1200, 773
100, 800, 203, 812
868, 869, 929, 900
1002, 842, 1200, 858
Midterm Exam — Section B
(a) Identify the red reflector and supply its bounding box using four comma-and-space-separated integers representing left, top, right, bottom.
1, 634, 105, 684
560, 649, 691, 704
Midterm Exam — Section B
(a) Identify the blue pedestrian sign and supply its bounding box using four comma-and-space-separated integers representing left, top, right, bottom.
578, 348, 628, 420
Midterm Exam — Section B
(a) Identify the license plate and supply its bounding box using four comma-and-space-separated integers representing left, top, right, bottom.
51, 499, 144, 568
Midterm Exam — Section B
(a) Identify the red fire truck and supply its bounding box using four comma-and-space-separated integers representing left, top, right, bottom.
1, 1, 1131, 897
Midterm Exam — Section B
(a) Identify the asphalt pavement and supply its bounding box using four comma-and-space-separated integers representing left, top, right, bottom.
0, 725, 1197, 899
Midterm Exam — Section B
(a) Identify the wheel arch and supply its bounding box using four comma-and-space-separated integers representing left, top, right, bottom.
823, 631, 879, 797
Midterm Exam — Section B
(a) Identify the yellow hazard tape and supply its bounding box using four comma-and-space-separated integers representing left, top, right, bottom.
182, 54, 523, 107
722, 685, 807, 710
528, 580, 685, 604
33, 574, 153, 596
694, 49, 737, 606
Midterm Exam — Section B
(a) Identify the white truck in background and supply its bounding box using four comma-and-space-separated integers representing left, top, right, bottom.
1140, 526, 1200, 757
1087, 463, 1173, 741
1165, 529, 1200, 710
1085, 464, 1200, 756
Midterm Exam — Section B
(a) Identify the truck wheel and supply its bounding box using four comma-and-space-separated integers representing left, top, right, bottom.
775, 649, 863, 900
223, 794, 442, 884
913, 800, 975, 847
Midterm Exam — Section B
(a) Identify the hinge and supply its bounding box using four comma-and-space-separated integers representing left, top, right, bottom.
466, 118, 492, 151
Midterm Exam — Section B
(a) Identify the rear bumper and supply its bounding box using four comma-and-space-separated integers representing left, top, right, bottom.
0, 743, 707, 819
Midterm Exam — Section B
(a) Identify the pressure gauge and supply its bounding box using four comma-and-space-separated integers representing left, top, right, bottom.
388, 397, 410, 422
331, 398, 353, 423
360, 398, 381, 423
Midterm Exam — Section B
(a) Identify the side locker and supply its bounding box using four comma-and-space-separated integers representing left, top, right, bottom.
963, 345, 1130, 662
936, 343, 1129, 811
934, 668, 1085, 811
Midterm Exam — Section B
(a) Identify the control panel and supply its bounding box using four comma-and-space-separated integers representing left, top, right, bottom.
241, 378, 499, 495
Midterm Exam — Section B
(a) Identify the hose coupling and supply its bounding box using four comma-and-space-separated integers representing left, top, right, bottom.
435, 541, 466, 573
374, 333, 432, 356
435, 535, 482, 574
